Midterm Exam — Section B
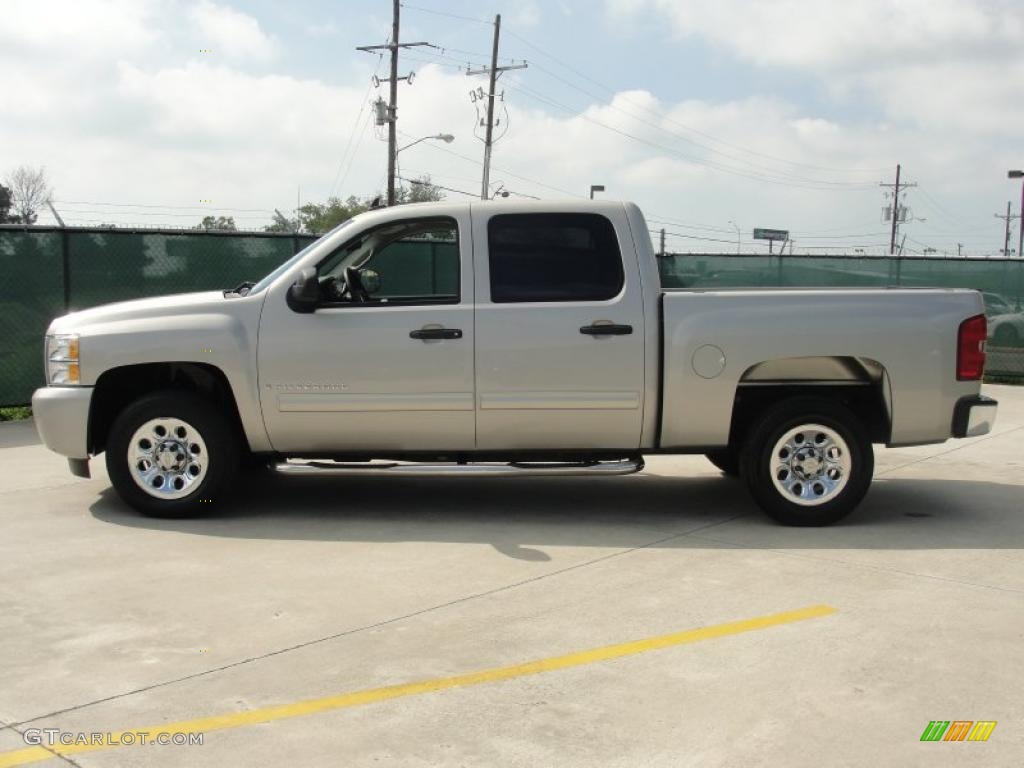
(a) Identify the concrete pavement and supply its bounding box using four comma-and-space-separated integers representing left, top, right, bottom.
1, 384, 1022, 766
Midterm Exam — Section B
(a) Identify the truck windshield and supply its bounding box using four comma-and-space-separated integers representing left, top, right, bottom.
248, 218, 357, 294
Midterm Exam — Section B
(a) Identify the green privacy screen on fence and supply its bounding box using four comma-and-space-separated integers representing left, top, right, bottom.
0, 227, 317, 406
1, 227, 1022, 405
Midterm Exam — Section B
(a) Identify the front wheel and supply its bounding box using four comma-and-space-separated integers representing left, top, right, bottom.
740, 398, 873, 526
106, 391, 239, 518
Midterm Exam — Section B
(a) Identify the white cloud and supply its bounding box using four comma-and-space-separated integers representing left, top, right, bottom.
607, 0, 1022, 70
607, 0, 1024, 138
0, 0, 158, 56
0, 1, 1015, 253
507, 2, 543, 28
187, 0, 278, 60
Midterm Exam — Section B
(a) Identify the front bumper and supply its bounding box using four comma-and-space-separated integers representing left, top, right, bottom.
31, 386, 93, 459
952, 395, 998, 438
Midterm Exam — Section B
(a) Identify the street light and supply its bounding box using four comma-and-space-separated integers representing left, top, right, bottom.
727, 220, 741, 253
396, 133, 455, 154
589, 184, 605, 199
1009, 170, 1023, 259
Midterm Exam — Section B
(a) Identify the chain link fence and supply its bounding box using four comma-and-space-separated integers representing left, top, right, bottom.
0, 226, 316, 405
661, 253, 1024, 380
2, 228, 1022, 405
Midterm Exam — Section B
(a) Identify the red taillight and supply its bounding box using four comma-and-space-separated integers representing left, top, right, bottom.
957, 314, 987, 381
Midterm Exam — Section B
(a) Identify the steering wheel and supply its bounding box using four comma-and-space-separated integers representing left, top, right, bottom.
344, 266, 370, 302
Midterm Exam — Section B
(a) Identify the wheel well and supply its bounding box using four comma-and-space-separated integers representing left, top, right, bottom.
89, 363, 246, 455
728, 357, 891, 448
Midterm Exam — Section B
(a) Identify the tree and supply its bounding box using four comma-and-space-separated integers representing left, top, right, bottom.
194, 215, 237, 231
264, 210, 299, 233
264, 196, 368, 235
297, 195, 369, 234
0, 184, 14, 223
4, 166, 53, 224
397, 175, 445, 204
265, 178, 446, 235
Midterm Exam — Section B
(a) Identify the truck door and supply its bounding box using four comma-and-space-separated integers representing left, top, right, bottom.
257, 211, 475, 453
472, 207, 646, 450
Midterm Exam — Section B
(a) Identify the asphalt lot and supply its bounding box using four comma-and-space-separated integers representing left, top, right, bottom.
1, 384, 1022, 767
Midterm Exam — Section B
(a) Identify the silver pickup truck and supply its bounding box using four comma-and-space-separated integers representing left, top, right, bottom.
32, 200, 997, 525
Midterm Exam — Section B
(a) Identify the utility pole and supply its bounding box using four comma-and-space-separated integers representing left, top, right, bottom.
994, 201, 1018, 255
1010, 170, 1024, 258
356, 0, 434, 206
880, 164, 917, 255
46, 201, 65, 228
659, 228, 665, 257
467, 15, 527, 199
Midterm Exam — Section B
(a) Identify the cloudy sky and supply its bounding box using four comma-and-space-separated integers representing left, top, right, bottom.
3, 0, 1023, 254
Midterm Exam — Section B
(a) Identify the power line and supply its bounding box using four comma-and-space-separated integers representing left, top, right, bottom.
356, 0, 437, 205
407, 44, 880, 189
506, 81, 877, 191
402, 6, 887, 182
466, 14, 528, 199
519, 58, 881, 185
329, 56, 384, 198
994, 201, 1019, 256
405, 130, 585, 198
36, 199, 277, 213
879, 164, 917, 254
399, 3, 491, 25
500, 28, 889, 177
397, 175, 477, 198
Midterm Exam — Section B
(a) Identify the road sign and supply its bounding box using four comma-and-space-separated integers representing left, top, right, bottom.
753, 228, 789, 241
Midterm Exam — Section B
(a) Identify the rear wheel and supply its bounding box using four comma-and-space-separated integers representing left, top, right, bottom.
705, 449, 740, 477
740, 397, 873, 526
106, 391, 238, 518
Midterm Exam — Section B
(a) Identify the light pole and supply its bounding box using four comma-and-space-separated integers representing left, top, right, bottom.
589, 184, 605, 199
396, 133, 454, 155
728, 220, 741, 253
1009, 170, 1023, 258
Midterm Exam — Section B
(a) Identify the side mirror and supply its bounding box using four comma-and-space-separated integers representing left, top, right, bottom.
360, 268, 381, 294
286, 268, 320, 313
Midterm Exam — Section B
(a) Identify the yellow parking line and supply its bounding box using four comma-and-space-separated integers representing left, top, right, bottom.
0, 604, 835, 767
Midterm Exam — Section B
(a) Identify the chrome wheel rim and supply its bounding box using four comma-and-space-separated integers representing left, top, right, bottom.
770, 423, 851, 507
128, 417, 208, 499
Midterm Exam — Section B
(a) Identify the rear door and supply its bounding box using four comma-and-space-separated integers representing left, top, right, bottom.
472, 207, 646, 450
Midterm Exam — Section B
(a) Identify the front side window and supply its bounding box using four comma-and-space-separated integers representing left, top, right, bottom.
487, 213, 624, 303
318, 217, 459, 304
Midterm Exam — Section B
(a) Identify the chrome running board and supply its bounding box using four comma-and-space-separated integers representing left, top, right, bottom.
274, 457, 644, 478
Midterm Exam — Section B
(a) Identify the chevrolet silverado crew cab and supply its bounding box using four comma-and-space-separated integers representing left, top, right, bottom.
32, 200, 998, 525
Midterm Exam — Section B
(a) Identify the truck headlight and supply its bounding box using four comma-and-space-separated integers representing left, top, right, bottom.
46, 334, 81, 385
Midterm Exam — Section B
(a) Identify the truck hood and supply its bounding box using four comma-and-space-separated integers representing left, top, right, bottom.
48, 291, 235, 335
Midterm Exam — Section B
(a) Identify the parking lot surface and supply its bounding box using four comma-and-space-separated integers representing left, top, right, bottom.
1, 384, 1022, 767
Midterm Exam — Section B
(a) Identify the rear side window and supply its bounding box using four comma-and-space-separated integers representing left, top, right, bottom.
487, 213, 624, 302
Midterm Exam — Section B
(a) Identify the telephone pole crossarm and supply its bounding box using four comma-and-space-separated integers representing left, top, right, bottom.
356, 41, 434, 52
466, 14, 528, 199
464, 62, 528, 77
880, 163, 917, 255
355, 1, 438, 206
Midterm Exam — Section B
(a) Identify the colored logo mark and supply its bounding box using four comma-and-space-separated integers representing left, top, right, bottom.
920, 720, 996, 742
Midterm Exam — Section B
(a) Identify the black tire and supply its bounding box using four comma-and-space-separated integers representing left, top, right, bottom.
705, 449, 740, 477
993, 324, 1018, 347
106, 390, 239, 518
740, 397, 873, 526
